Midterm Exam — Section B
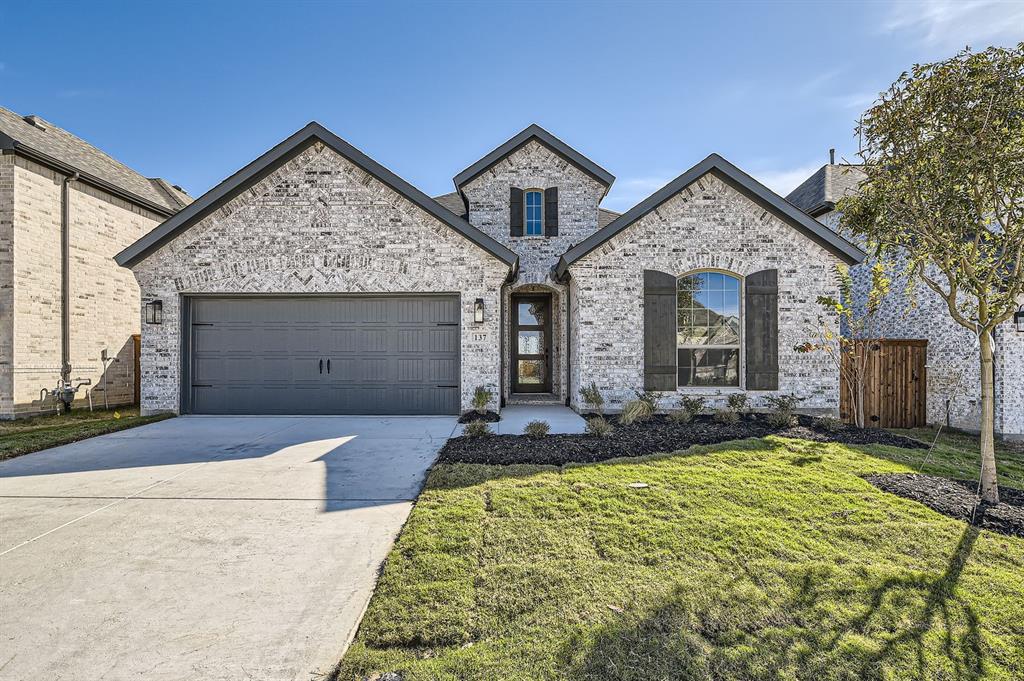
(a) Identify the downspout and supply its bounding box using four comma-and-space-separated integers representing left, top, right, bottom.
565, 274, 572, 407
60, 171, 79, 408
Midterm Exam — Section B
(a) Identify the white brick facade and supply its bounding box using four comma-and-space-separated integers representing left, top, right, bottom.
1, 156, 162, 418
131, 142, 510, 415
820, 211, 1024, 438
567, 172, 843, 412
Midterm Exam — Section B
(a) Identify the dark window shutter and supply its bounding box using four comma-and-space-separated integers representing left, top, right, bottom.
644, 270, 677, 391
509, 187, 524, 237
544, 187, 558, 236
745, 269, 779, 390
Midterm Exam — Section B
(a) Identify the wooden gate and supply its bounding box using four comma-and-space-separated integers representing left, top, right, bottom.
840, 339, 927, 429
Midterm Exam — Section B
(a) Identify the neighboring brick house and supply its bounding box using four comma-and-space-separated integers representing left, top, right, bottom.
788, 164, 1024, 439
0, 108, 190, 418
117, 122, 864, 416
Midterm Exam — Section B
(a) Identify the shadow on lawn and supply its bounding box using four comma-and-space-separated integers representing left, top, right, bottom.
561, 525, 983, 681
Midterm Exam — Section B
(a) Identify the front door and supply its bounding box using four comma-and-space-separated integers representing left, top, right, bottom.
512, 294, 551, 393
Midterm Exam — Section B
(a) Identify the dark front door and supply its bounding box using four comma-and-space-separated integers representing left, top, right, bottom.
511, 294, 551, 393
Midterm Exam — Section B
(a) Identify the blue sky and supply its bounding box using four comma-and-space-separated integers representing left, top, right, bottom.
2, 1, 1022, 211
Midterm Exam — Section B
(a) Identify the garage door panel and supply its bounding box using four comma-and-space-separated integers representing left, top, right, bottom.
189, 296, 460, 415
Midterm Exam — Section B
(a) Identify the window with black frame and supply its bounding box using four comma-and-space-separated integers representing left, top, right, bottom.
676, 271, 741, 387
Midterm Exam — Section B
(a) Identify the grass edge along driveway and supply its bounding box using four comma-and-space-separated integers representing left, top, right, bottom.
0, 408, 174, 461
338, 436, 1024, 681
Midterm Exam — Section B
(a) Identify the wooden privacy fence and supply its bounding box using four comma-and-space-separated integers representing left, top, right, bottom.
840, 339, 927, 429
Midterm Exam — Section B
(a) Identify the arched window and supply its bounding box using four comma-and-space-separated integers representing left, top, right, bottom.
524, 190, 543, 236
677, 271, 741, 387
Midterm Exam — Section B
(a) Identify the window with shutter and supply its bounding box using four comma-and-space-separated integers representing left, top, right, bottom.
509, 187, 524, 236
677, 271, 741, 387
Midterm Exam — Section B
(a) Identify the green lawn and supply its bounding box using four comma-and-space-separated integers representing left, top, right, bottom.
0, 408, 173, 461
887, 427, 1024, 489
338, 436, 1024, 680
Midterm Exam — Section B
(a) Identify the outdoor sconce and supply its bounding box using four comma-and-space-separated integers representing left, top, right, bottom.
1015, 305, 1024, 333
474, 298, 485, 324
145, 300, 163, 325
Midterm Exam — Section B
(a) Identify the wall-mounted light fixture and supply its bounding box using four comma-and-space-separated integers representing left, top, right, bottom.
145, 300, 163, 325
1015, 304, 1024, 333
474, 298, 485, 324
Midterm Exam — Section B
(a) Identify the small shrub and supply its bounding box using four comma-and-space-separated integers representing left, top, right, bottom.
678, 396, 706, 418
765, 394, 802, 429
713, 408, 739, 424
464, 420, 492, 437
766, 411, 796, 429
635, 391, 660, 411
668, 409, 693, 424
726, 393, 748, 414
524, 420, 550, 437
585, 416, 615, 437
579, 383, 605, 415
618, 398, 654, 426
472, 386, 493, 414
817, 415, 844, 433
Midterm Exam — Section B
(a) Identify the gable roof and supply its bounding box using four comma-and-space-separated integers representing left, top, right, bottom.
556, 153, 866, 278
115, 122, 519, 270
786, 163, 866, 217
453, 124, 615, 193
0, 106, 191, 216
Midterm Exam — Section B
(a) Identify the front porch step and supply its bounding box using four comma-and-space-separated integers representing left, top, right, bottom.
508, 393, 564, 406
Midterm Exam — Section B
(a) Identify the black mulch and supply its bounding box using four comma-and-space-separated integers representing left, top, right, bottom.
458, 410, 500, 423
865, 473, 1024, 537
437, 413, 925, 466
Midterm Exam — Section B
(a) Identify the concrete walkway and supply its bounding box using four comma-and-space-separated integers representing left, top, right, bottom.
490, 405, 587, 434
0, 415, 457, 681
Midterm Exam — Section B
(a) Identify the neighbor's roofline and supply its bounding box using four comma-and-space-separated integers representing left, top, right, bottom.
115, 122, 519, 270
452, 124, 615, 193
0, 134, 179, 218
555, 153, 866, 278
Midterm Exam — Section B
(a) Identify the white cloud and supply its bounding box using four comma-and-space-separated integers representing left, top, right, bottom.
753, 162, 823, 197
883, 0, 1024, 49
828, 91, 880, 111
602, 176, 672, 212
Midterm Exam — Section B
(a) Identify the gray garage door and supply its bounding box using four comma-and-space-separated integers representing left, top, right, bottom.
188, 296, 460, 415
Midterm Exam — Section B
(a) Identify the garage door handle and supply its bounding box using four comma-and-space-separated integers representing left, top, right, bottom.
327, 359, 331, 374
319, 359, 323, 375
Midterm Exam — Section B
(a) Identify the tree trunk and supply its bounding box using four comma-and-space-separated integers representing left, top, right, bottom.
978, 331, 999, 504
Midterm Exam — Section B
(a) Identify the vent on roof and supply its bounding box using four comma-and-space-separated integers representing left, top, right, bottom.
23, 115, 47, 131
172, 185, 184, 192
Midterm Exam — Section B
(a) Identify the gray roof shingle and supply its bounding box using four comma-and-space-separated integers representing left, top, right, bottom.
0, 107, 190, 214
786, 164, 865, 215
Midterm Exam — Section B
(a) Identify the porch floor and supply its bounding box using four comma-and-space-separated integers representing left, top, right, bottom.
492, 405, 586, 435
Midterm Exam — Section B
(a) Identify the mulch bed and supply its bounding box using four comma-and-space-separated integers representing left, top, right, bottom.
437, 413, 925, 467
458, 410, 500, 423
865, 473, 1024, 537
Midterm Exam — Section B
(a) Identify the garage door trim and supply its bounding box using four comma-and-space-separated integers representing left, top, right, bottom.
179, 293, 462, 415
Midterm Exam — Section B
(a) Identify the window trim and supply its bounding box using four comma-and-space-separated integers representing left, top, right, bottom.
523, 188, 545, 237
675, 268, 744, 389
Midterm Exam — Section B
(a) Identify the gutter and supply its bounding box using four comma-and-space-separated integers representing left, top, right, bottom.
0, 141, 177, 219
60, 171, 80, 391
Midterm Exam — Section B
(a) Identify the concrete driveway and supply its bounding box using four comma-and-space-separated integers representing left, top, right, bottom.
0, 415, 457, 681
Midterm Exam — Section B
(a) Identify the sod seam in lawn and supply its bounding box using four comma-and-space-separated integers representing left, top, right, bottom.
337, 436, 1024, 681
0, 408, 174, 461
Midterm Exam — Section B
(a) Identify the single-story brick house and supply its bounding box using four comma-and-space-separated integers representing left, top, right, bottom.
116, 123, 865, 416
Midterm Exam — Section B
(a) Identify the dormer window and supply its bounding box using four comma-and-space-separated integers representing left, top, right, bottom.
510, 187, 558, 237
525, 190, 544, 236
